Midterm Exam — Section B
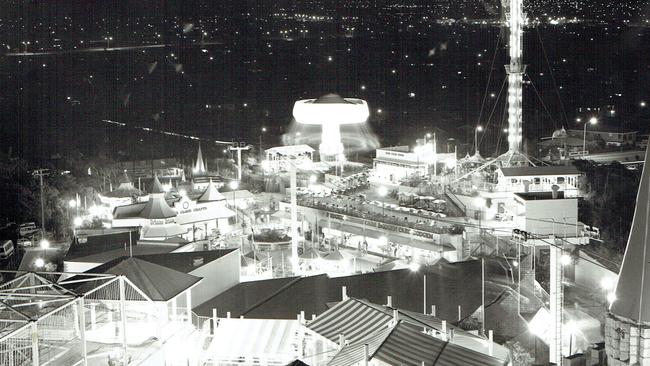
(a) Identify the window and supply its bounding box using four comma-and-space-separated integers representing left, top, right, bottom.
557, 177, 565, 184
534, 177, 541, 184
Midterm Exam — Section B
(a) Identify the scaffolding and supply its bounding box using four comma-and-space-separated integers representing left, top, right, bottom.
0, 270, 211, 366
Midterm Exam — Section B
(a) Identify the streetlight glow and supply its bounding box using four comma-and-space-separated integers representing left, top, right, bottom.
229, 181, 239, 190
589, 117, 598, 125
560, 254, 572, 266
378, 186, 388, 197
73, 217, 83, 227
68, 199, 77, 208
34, 258, 45, 268
40, 239, 50, 249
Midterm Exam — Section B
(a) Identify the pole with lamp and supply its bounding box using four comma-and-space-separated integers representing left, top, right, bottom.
229, 181, 239, 225
582, 117, 598, 154
259, 127, 267, 154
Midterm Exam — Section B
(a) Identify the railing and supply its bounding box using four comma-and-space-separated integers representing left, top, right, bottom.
444, 188, 467, 215
292, 198, 459, 237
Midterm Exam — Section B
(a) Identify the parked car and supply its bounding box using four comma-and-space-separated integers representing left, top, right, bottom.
17, 238, 33, 248
19, 222, 38, 237
0, 240, 14, 259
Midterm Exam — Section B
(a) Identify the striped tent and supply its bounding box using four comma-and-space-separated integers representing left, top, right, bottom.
329, 321, 505, 366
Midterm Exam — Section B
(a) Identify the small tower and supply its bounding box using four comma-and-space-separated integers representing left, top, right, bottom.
606, 146, 650, 365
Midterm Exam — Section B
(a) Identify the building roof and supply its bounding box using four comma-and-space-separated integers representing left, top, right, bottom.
265, 144, 315, 155
309, 297, 457, 345
499, 165, 580, 177
329, 320, 504, 366
514, 191, 567, 201
611, 146, 650, 324
309, 297, 509, 363
69, 257, 201, 301
139, 195, 178, 219
65, 231, 154, 261
102, 182, 143, 198
151, 174, 165, 194
134, 249, 237, 274
194, 261, 487, 322
197, 181, 226, 202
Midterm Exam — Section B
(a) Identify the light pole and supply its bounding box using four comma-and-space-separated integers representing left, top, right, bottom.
474, 125, 483, 155
260, 127, 267, 154
582, 117, 598, 153
229, 181, 239, 225
378, 186, 388, 217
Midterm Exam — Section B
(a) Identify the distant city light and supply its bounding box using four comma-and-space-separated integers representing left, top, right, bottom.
641, 101, 647, 107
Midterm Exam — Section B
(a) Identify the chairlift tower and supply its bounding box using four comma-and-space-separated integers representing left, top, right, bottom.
228, 142, 251, 181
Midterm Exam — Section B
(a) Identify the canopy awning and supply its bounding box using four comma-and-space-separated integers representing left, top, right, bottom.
206, 318, 299, 363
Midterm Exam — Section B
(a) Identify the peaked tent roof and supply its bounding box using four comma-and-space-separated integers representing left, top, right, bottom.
198, 180, 226, 202
139, 195, 177, 219
71, 257, 201, 301
151, 174, 165, 194
611, 146, 650, 324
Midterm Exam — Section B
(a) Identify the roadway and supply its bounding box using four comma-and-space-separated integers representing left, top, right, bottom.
5, 41, 224, 57
574, 150, 645, 164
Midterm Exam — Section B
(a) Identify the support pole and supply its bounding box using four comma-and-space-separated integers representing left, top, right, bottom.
119, 276, 128, 366
31, 321, 39, 366
482, 257, 486, 335
78, 297, 88, 366
549, 240, 563, 365
290, 165, 299, 273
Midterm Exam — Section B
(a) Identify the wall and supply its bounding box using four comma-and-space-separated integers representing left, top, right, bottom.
189, 249, 241, 307
520, 198, 578, 236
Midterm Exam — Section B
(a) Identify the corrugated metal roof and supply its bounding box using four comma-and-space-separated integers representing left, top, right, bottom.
328, 321, 504, 366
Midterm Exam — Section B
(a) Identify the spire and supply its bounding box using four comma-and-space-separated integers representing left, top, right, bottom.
610, 146, 650, 324
119, 170, 131, 184
151, 174, 164, 194
193, 143, 207, 176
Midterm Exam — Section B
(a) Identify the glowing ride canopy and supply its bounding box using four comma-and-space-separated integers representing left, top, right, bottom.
292, 94, 370, 158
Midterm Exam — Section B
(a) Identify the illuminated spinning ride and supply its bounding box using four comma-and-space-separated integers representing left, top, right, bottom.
292, 94, 370, 162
